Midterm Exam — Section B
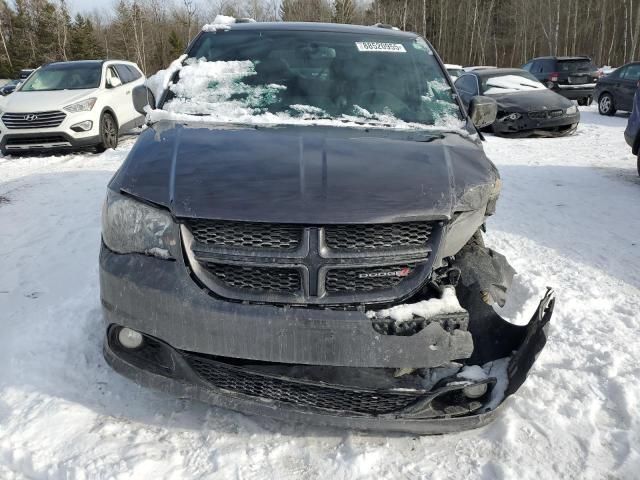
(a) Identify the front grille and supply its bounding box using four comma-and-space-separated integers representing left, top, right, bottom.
326, 264, 418, 293
5, 135, 68, 146
184, 353, 422, 414
185, 220, 441, 304
2, 111, 66, 129
529, 110, 564, 120
325, 222, 431, 251
187, 219, 302, 250
202, 262, 301, 293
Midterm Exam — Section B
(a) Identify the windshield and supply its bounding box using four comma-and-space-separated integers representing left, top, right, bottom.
161, 30, 462, 129
481, 71, 546, 94
20, 64, 102, 91
558, 59, 596, 73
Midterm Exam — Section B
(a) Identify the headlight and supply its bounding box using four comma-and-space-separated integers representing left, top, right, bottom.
498, 112, 521, 122
102, 190, 177, 259
566, 105, 578, 115
64, 97, 97, 113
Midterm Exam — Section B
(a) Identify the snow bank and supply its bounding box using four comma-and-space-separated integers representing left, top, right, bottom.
366, 286, 465, 322
484, 75, 546, 95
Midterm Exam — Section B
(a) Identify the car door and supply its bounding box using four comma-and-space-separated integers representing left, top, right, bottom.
454, 74, 479, 109
618, 63, 640, 111
113, 64, 140, 125
104, 65, 133, 127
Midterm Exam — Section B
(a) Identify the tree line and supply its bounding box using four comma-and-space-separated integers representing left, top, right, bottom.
1, 0, 639, 78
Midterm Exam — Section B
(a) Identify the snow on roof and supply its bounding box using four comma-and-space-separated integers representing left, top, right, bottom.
202, 15, 236, 32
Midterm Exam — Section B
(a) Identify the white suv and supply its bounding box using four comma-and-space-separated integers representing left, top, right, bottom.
0, 60, 145, 155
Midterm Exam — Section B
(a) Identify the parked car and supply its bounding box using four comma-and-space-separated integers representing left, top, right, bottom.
455, 68, 579, 137
100, 21, 554, 434
522, 55, 599, 105
0, 79, 20, 96
445, 63, 464, 80
0, 60, 145, 155
595, 61, 640, 115
18, 68, 35, 79
623, 87, 640, 175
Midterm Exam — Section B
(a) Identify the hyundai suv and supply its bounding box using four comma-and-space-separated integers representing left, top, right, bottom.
100, 21, 554, 434
0, 60, 145, 155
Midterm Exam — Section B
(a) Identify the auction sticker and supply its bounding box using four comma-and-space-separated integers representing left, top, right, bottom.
355, 42, 407, 53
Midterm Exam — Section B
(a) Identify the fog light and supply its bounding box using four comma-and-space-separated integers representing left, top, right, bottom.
118, 327, 143, 349
462, 383, 488, 399
70, 120, 93, 132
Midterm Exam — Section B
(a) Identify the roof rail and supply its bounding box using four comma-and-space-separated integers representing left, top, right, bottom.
372, 23, 400, 31
235, 18, 256, 23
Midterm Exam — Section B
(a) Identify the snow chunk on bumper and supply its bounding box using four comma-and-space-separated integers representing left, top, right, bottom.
366, 286, 465, 322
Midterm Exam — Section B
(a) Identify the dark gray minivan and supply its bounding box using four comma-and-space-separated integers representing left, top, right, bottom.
100, 21, 554, 434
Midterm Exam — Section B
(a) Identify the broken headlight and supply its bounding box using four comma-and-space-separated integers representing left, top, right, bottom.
101, 189, 177, 259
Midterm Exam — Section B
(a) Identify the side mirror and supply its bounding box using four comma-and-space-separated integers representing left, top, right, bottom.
468, 96, 497, 128
132, 85, 156, 115
107, 76, 122, 88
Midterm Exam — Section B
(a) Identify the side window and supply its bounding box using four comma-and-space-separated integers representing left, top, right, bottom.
522, 61, 533, 72
542, 59, 556, 72
105, 66, 121, 86
455, 75, 478, 95
114, 64, 134, 83
531, 61, 543, 73
622, 64, 640, 81
125, 65, 143, 81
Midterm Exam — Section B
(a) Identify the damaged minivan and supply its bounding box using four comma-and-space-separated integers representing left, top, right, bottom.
100, 21, 554, 434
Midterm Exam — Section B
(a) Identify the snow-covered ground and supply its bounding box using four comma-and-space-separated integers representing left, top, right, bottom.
0, 107, 639, 479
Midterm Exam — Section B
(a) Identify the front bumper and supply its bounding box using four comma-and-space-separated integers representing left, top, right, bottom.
492, 112, 579, 137
104, 287, 553, 434
0, 131, 100, 152
100, 245, 554, 433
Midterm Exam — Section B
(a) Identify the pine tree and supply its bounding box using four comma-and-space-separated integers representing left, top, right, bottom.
69, 14, 103, 60
168, 30, 184, 58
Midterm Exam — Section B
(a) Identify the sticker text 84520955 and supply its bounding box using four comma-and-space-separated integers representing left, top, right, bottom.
355, 42, 407, 53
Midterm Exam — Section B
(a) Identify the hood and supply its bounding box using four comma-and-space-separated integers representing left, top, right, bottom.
0, 89, 97, 112
487, 88, 573, 112
111, 122, 497, 224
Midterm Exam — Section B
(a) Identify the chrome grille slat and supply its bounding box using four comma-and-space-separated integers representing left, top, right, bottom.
2, 110, 66, 129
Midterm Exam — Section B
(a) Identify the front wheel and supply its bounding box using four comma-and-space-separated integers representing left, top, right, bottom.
598, 93, 616, 116
95, 112, 119, 152
577, 97, 587, 106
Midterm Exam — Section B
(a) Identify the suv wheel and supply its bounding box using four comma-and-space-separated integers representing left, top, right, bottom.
598, 93, 616, 116
95, 112, 119, 152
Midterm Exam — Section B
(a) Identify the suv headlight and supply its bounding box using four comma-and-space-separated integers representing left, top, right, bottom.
566, 105, 578, 115
102, 190, 177, 259
64, 97, 97, 113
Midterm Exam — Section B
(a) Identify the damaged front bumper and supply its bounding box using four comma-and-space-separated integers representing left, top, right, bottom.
100, 245, 554, 434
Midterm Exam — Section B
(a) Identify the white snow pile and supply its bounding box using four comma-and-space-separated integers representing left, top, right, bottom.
146, 57, 466, 132
201, 15, 236, 32
145, 53, 187, 104
366, 286, 465, 322
484, 74, 547, 94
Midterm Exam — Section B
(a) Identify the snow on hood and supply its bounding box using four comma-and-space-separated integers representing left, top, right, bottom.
0, 89, 97, 112
202, 15, 236, 32
146, 57, 467, 133
484, 75, 546, 95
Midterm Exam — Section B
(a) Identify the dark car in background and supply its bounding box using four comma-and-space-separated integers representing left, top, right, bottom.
100, 21, 554, 434
455, 68, 579, 137
523, 56, 599, 105
595, 61, 640, 115
624, 86, 640, 175
0, 79, 20, 96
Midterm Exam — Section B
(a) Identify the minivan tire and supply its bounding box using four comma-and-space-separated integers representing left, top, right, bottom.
95, 112, 119, 152
598, 93, 616, 116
